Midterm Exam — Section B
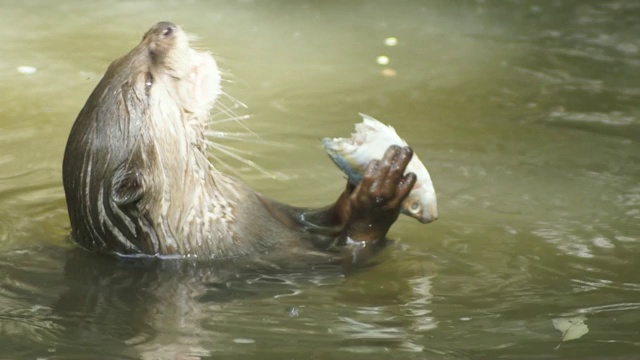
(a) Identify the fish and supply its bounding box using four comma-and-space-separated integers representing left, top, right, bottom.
322, 113, 438, 224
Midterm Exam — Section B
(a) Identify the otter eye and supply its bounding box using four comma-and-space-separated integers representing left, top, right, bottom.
145, 73, 153, 94
410, 201, 421, 213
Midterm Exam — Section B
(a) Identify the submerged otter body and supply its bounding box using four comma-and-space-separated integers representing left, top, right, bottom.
62, 22, 417, 260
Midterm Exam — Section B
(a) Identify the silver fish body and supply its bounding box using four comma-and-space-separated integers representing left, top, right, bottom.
323, 113, 438, 224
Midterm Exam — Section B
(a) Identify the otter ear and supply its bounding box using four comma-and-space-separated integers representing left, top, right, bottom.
111, 164, 144, 206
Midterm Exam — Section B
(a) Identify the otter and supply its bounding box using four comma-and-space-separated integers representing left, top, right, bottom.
62, 22, 417, 261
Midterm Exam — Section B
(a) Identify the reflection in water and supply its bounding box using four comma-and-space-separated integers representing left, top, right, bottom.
334, 276, 436, 355
0, 0, 639, 359
1, 248, 437, 359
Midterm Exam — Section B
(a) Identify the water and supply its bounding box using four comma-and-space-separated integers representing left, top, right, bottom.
1, 0, 639, 358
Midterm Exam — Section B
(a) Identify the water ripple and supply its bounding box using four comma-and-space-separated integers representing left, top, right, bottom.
0, 306, 64, 345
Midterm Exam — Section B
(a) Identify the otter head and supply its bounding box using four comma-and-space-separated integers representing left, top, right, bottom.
63, 22, 222, 256
141, 22, 221, 119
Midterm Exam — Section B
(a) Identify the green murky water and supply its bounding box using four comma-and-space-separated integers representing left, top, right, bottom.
0, 1, 638, 359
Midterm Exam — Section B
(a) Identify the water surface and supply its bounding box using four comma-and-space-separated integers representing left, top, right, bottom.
0, 0, 638, 359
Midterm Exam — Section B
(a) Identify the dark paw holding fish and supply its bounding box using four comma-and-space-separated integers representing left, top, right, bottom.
341, 146, 417, 243
323, 113, 438, 224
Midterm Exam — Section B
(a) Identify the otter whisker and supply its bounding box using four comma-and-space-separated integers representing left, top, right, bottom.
214, 100, 244, 119
192, 149, 215, 170
220, 91, 248, 109
186, 33, 201, 43
211, 102, 240, 122
205, 114, 251, 125
203, 152, 239, 177
205, 132, 293, 149
207, 142, 275, 178
205, 141, 257, 157
213, 103, 259, 139
205, 130, 255, 140
217, 71, 237, 84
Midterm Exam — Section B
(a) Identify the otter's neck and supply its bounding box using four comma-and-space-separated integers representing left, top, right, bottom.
141, 99, 265, 258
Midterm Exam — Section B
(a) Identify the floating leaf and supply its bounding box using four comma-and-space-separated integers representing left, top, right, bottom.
553, 315, 589, 349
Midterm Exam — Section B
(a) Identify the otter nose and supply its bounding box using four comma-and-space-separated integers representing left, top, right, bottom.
154, 21, 177, 38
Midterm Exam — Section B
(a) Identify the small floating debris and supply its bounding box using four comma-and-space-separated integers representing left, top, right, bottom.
376, 55, 390, 65
17, 65, 37, 74
381, 68, 397, 78
287, 307, 300, 317
553, 314, 589, 349
384, 37, 398, 46
233, 337, 256, 344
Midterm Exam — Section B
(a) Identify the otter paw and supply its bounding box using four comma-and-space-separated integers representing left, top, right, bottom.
345, 145, 417, 242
